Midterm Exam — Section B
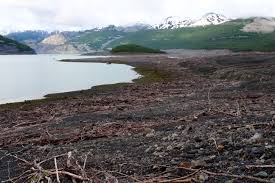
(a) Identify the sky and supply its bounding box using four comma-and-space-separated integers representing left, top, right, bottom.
1, 0, 275, 33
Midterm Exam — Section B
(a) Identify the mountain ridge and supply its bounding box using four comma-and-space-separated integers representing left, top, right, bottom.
6, 13, 275, 53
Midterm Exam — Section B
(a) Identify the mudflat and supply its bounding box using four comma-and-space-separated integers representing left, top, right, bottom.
0, 52, 274, 182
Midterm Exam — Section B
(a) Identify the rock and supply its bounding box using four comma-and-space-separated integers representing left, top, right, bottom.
225, 180, 235, 183
194, 172, 209, 182
179, 161, 192, 169
251, 146, 265, 155
270, 178, 275, 182
153, 151, 165, 158
145, 147, 152, 153
155, 146, 163, 151
270, 111, 275, 115
175, 142, 185, 149
191, 159, 207, 168
167, 145, 173, 151
167, 133, 179, 141
254, 171, 268, 178
217, 144, 225, 152
271, 171, 275, 178
248, 133, 263, 143
194, 136, 202, 142
171, 133, 179, 138
145, 130, 155, 137
170, 158, 181, 165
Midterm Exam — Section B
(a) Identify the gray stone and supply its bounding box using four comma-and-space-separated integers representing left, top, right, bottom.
248, 133, 263, 143
145, 147, 152, 153
191, 159, 207, 168
155, 146, 163, 151
195, 172, 209, 182
251, 147, 265, 155
167, 145, 173, 151
146, 130, 155, 137
254, 171, 268, 178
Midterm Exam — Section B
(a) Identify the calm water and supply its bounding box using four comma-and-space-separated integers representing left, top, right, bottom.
0, 54, 139, 104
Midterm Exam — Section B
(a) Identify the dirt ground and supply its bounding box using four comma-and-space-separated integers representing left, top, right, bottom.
0, 52, 274, 183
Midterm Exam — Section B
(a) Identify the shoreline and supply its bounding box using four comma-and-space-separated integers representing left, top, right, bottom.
0, 53, 274, 182
0, 55, 171, 109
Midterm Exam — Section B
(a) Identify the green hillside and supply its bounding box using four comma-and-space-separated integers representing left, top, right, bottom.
68, 26, 126, 50
0, 35, 35, 54
108, 19, 275, 52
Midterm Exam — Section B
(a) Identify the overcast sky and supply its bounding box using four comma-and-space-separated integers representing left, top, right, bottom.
1, 0, 275, 33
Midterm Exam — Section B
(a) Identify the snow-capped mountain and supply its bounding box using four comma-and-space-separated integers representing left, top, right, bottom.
191, 13, 228, 26
157, 13, 229, 29
157, 16, 193, 29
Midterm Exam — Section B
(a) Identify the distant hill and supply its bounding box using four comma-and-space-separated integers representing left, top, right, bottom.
7, 30, 50, 43
0, 35, 35, 54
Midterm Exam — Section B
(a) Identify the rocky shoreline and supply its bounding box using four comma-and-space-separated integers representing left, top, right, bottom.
0, 52, 274, 182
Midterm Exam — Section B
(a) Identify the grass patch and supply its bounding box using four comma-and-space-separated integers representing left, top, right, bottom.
111, 44, 166, 54
133, 66, 170, 84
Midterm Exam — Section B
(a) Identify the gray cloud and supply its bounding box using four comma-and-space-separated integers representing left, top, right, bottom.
1, 0, 275, 33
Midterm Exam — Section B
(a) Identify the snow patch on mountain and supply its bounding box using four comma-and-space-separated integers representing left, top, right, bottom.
158, 16, 193, 29
191, 13, 228, 26
157, 13, 229, 29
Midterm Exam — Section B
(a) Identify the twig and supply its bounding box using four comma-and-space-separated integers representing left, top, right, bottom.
225, 122, 274, 130
44, 170, 89, 181
207, 87, 212, 112
8, 154, 32, 165
177, 166, 274, 183
246, 165, 275, 169
2, 170, 33, 183
54, 158, 60, 183
83, 154, 88, 170
202, 170, 274, 183
7, 161, 12, 182
236, 101, 241, 117
155, 169, 200, 183
106, 171, 141, 182
210, 137, 220, 155
38, 153, 67, 166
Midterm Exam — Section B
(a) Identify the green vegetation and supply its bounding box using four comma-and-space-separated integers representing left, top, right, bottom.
111, 44, 165, 54
133, 66, 170, 84
109, 19, 275, 52
0, 35, 35, 52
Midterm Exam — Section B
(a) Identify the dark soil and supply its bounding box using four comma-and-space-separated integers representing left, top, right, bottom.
0, 53, 274, 183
